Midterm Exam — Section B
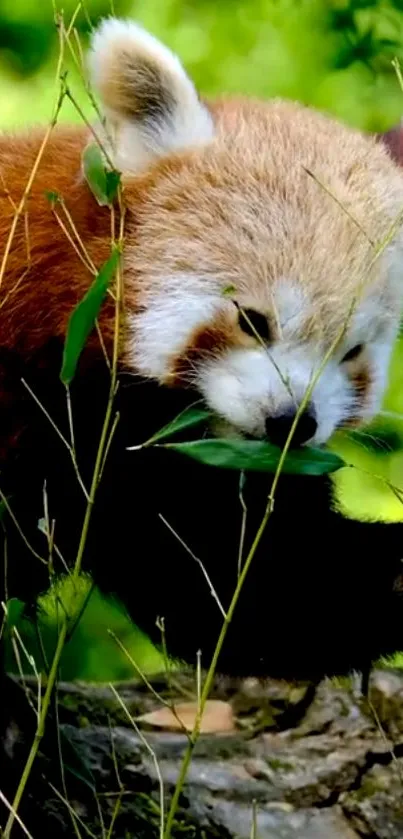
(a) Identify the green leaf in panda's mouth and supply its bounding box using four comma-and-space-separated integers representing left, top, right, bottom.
127, 404, 346, 475
157, 437, 346, 475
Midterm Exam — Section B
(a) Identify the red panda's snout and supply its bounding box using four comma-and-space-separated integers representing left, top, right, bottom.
183, 316, 395, 446
192, 324, 376, 445
265, 408, 317, 449
126, 277, 397, 447
87, 19, 403, 447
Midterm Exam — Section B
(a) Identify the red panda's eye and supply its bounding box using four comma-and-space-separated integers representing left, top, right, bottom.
341, 344, 364, 363
239, 308, 271, 342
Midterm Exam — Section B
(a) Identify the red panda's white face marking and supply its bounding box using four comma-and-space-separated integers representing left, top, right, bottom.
127, 273, 223, 381
128, 272, 399, 444
196, 294, 397, 444
89, 19, 403, 447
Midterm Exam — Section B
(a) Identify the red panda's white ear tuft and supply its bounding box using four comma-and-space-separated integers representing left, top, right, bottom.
88, 18, 214, 171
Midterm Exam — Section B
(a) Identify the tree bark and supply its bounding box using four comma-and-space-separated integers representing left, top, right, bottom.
3, 668, 403, 838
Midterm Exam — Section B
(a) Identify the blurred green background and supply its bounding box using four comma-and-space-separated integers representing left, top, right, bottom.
4, 0, 403, 681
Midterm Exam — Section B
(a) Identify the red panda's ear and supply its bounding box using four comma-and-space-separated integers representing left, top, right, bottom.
87, 18, 214, 172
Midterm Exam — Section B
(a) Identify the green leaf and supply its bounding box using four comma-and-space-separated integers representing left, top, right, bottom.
345, 427, 402, 453
60, 248, 119, 385
3, 598, 26, 632
82, 142, 121, 206
105, 170, 121, 203
128, 404, 212, 449
45, 190, 61, 206
161, 438, 345, 476
222, 285, 237, 297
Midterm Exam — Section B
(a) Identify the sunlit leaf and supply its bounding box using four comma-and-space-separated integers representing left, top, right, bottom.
345, 427, 402, 453
60, 248, 119, 385
160, 438, 345, 475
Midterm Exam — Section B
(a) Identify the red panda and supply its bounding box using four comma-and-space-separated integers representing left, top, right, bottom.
2, 17, 403, 696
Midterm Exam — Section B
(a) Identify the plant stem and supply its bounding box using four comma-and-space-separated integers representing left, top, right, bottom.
3, 184, 125, 839
164, 296, 362, 839
3, 622, 67, 837
163, 496, 272, 838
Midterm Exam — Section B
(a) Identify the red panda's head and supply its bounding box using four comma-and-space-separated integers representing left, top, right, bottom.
89, 19, 403, 447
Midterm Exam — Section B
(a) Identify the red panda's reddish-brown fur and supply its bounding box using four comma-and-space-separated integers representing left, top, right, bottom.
0, 126, 113, 357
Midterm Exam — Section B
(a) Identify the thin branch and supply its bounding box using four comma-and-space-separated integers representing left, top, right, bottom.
0, 790, 35, 839
108, 630, 191, 740
237, 471, 248, 579
48, 782, 97, 839
159, 513, 227, 619
110, 685, 165, 839
21, 378, 89, 501
0, 488, 46, 565
0, 54, 67, 291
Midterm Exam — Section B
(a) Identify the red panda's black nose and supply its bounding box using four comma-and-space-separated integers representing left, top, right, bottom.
265, 407, 317, 449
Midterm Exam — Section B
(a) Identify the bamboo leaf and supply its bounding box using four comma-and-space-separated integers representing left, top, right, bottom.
82, 142, 121, 206
128, 405, 211, 450
161, 438, 345, 475
60, 249, 119, 385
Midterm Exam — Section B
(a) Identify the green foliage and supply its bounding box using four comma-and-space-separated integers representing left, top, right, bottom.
4, 577, 164, 680
2, 1, 403, 130
60, 248, 120, 385
120, 0, 403, 131
0, 0, 131, 75
160, 437, 345, 475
